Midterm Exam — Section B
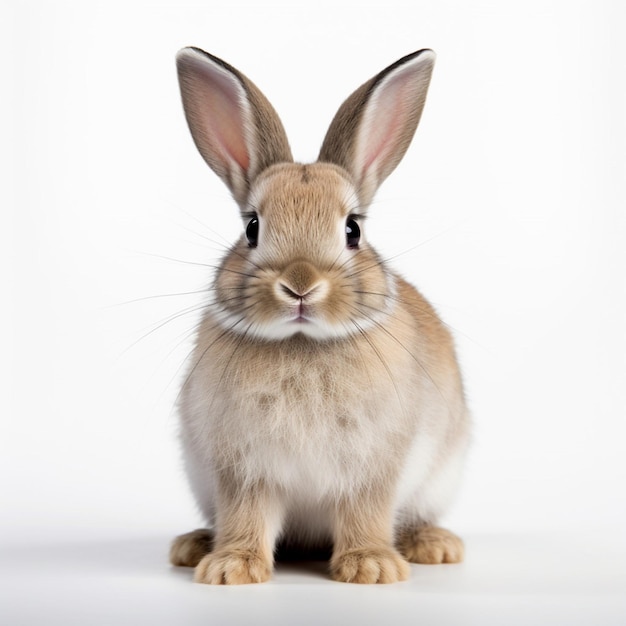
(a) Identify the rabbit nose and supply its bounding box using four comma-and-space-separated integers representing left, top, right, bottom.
276, 261, 328, 302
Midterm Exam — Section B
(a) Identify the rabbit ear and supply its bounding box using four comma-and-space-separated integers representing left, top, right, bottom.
318, 50, 435, 207
176, 47, 293, 208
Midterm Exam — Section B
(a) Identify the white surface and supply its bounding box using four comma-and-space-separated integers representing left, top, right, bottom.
3, 1, 626, 623
2, 531, 625, 625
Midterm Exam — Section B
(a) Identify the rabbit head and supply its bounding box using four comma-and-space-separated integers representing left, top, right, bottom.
176, 47, 435, 341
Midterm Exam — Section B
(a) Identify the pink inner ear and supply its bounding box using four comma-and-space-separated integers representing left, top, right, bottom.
361, 72, 415, 180
205, 89, 250, 172
190, 57, 251, 173
362, 109, 402, 173
359, 70, 414, 181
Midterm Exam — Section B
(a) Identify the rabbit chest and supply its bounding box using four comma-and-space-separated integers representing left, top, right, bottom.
180, 324, 428, 500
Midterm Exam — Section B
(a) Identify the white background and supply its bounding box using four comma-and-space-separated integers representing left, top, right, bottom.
3, 0, 626, 623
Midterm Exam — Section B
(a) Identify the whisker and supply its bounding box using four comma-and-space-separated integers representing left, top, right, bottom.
355, 287, 450, 324
107, 288, 213, 308
345, 255, 385, 279
164, 314, 234, 415
139, 252, 258, 280
178, 222, 264, 274
339, 321, 376, 392
173, 224, 236, 255
330, 248, 361, 275
348, 303, 453, 417
121, 302, 209, 357
174, 316, 248, 410
326, 245, 350, 274
346, 225, 458, 279
354, 289, 484, 350
179, 208, 236, 247
224, 244, 265, 273
349, 318, 405, 415
335, 247, 387, 278
155, 321, 208, 406
195, 321, 255, 444
177, 207, 270, 274
217, 293, 248, 307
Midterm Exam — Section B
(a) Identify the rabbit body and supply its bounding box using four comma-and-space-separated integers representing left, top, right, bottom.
171, 49, 470, 584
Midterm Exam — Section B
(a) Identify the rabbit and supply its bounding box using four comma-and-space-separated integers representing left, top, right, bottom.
169, 46, 471, 585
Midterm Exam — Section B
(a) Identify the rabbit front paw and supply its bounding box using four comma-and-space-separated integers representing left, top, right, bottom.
330, 546, 410, 584
194, 549, 272, 585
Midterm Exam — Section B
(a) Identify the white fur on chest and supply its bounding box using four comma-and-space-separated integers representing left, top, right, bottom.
183, 352, 406, 494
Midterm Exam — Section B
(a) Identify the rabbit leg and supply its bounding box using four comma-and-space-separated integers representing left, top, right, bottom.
193, 480, 283, 585
396, 525, 464, 564
170, 528, 215, 567
330, 492, 410, 584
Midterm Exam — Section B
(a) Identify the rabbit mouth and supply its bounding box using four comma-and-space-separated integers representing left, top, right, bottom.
261, 305, 342, 340
285, 310, 316, 330
290, 302, 312, 324
291, 315, 309, 324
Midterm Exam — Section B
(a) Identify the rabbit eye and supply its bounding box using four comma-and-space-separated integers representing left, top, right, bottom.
346, 217, 360, 249
246, 216, 259, 247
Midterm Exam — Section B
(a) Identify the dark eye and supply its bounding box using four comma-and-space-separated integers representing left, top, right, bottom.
346, 217, 361, 249
246, 216, 259, 247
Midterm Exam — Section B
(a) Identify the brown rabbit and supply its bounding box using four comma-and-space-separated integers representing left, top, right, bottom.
169, 47, 470, 584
